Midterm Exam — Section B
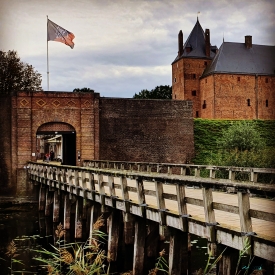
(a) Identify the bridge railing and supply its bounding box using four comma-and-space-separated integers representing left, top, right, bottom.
83, 160, 275, 184
27, 161, 275, 262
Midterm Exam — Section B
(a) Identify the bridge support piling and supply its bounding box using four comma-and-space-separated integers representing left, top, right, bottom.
38, 185, 46, 211
53, 190, 60, 223
169, 228, 189, 275
89, 202, 101, 242
75, 198, 83, 239
133, 217, 146, 275
146, 221, 159, 258
123, 212, 135, 245
107, 209, 122, 262
63, 193, 72, 230
45, 188, 53, 217
217, 245, 239, 275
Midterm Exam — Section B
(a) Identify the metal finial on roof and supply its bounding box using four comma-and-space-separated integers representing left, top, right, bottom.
223, 32, 224, 43
197, 11, 200, 21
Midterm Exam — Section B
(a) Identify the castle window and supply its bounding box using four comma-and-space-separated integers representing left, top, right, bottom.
192, 90, 197, 96
175, 94, 177, 99
237, 77, 240, 82
203, 100, 207, 109
192, 74, 196, 79
265, 78, 268, 83
204, 61, 207, 66
174, 77, 176, 83
266, 100, 268, 107
196, 111, 199, 117
247, 99, 251, 106
205, 79, 207, 84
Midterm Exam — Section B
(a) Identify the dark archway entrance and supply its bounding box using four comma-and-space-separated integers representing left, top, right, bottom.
37, 122, 76, 166
62, 133, 76, 166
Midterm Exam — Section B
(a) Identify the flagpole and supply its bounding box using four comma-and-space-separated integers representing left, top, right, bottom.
47, 15, 49, 91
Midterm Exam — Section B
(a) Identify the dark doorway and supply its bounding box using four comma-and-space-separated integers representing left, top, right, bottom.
62, 133, 76, 166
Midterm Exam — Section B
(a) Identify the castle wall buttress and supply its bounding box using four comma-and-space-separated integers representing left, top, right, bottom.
257, 76, 275, 119
200, 75, 215, 118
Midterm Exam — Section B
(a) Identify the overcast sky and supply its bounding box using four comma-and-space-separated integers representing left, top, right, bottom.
0, 0, 274, 98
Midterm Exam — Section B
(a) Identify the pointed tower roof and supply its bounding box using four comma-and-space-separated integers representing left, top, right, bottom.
172, 19, 216, 63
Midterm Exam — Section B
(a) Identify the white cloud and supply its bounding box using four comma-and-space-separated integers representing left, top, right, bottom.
0, 0, 274, 97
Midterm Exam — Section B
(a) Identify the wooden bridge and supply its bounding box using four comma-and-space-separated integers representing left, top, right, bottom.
27, 160, 275, 274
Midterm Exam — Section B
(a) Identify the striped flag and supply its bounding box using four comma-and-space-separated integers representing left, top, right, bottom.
47, 19, 75, 49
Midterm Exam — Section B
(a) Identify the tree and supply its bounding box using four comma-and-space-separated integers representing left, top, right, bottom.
133, 85, 172, 99
0, 50, 42, 94
73, 87, 94, 93
217, 121, 265, 151
207, 121, 274, 168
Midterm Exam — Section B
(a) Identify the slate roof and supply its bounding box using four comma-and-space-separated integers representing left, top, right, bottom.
202, 42, 275, 77
173, 19, 216, 63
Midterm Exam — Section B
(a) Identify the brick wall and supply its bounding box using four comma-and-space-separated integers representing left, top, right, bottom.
200, 74, 275, 119
1, 92, 194, 198
99, 98, 194, 163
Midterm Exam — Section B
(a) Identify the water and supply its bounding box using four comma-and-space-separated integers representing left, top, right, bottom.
0, 203, 221, 274
0, 203, 48, 274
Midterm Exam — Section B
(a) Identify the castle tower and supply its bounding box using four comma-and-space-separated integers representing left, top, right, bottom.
171, 18, 217, 117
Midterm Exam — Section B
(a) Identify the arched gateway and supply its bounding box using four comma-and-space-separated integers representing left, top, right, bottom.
37, 122, 76, 166
0, 91, 100, 196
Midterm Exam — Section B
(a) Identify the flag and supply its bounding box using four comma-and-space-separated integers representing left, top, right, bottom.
47, 19, 75, 49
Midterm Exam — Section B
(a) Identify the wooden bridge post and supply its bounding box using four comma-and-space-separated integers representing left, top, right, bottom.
38, 184, 46, 211
133, 216, 146, 275
98, 174, 108, 212
155, 181, 166, 226
136, 177, 146, 217
176, 183, 188, 231
75, 197, 84, 239
87, 171, 95, 200
238, 190, 253, 254
53, 190, 60, 223
202, 186, 217, 256
108, 175, 116, 207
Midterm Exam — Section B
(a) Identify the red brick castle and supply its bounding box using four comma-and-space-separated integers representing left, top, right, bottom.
172, 18, 275, 119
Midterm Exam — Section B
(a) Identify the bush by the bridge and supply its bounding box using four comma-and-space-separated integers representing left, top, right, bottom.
193, 119, 275, 169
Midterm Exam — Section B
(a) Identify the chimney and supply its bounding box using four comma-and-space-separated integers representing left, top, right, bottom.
205, 29, 210, 57
245, 35, 252, 49
178, 30, 183, 57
